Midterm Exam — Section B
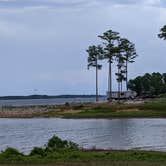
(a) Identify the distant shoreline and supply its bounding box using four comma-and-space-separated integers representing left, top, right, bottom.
0, 95, 105, 100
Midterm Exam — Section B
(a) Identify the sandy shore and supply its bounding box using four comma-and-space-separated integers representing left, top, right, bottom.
0, 105, 58, 118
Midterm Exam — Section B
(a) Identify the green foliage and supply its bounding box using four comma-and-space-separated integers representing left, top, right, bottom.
158, 25, 166, 40
128, 73, 166, 96
87, 45, 103, 70
98, 29, 120, 62
65, 102, 70, 107
30, 147, 46, 157
72, 104, 84, 110
45, 136, 78, 152
1, 147, 23, 157
0, 147, 24, 163
2, 136, 166, 164
61, 100, 166, 118
30, 136, 79, 157
46, 136, 68, 151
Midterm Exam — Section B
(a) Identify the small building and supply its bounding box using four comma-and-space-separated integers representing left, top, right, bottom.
107, 91, 137, 100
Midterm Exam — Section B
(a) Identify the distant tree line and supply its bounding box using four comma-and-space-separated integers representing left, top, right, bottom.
0, 95, 105, 100
128, 73, 166, 97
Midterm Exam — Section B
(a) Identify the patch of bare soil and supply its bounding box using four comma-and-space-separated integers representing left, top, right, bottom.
116, 108, 140, 112
0, 107, 53, 118
61, 109, 83, 114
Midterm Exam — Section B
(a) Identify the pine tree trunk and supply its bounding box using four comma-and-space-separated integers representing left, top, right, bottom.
126, 61, 128, 91
108, 60, 112, 101
118, 68, 120, 102
96, 59, 99, 102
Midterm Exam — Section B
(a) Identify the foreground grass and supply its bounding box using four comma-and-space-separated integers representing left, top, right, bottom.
2, 162, 166, 166
2, 149, 166, 165
2, 136, 166, 166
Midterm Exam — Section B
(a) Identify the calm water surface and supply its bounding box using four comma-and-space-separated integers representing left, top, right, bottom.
0, 118, 166, 153
0, 97, 106, 106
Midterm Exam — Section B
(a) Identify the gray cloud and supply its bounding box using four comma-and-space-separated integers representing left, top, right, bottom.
0, 0, 164, 9
0, 0, 95, 8
0, 0, 165, 95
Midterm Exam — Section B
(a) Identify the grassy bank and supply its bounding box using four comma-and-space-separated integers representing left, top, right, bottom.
0, 98, 166, 118
1, 136, 166, 165
2, 162, 166, 166
38, 99, 166, 118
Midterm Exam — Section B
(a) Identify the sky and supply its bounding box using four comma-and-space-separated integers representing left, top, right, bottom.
0, 0, 166, 96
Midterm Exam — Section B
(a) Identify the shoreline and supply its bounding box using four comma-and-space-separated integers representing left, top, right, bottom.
1, 148, 166, 165
1, 135, 166, 165
0, 98, 165, 118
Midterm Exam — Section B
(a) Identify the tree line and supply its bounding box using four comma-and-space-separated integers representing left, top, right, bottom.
128, 73, 166, 97
86, 25, 166, 101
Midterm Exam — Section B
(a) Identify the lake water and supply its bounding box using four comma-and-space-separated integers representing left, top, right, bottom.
0, 97, 106, 106
1, 118, 166, 153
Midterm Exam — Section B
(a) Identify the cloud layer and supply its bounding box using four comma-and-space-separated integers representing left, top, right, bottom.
0, 0, 165, 95
0, 0, 164, 9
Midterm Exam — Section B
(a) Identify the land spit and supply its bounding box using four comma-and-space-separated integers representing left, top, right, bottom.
0, 98, 165, 118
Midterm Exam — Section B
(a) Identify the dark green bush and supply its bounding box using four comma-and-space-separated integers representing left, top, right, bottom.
67, 141, 78, 149
65, 102, 70, 107
30, 147, 46, 157
45, 136, 78, 152
1, 147, 23, 157
73, 105, 84, 110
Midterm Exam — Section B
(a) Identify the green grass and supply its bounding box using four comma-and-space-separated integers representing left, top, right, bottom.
2, 162, 166, 166
2, 136, 166, 165
2, 150, 166, 165
56, 100, 166, 118
63, 109, 166, 118
1, 99, 166, 119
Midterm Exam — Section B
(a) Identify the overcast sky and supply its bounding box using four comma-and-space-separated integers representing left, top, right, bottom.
0, 0, 166, 96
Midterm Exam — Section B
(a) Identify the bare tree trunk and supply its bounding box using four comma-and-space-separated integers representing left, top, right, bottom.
118, 68, 120, 102
126, 61, 128, 91
108, 60, 112, 101
96, 59, 99, 102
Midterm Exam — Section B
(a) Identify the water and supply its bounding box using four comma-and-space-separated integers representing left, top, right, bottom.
0, 97, 106, 106
0, 118, 166, 153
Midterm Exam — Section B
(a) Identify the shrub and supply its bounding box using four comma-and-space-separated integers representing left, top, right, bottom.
65, 102, 70, 107
46, 136, 78, 152
1, 147, 23, 157
30, 147, 46, 157
67, 141, 78, 149
73, 105, 84, 110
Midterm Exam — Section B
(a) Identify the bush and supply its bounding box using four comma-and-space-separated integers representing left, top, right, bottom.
30, 147, 46, 157
1, 147, 23, 157
67, 141, 78, 149
73, 105, 84, 110
46, 136, 78, 152
65, 102, 70, 107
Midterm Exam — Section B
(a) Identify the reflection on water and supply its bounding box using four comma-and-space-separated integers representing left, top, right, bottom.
0, 118, 166, 153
